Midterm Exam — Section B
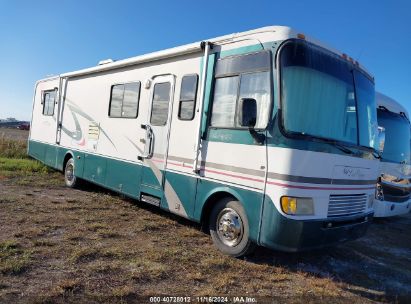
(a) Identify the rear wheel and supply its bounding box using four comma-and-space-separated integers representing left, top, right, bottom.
209, 197, 255, 257
64, 158, 79, 188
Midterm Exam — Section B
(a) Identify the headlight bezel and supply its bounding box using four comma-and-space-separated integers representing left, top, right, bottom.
280, 196, 315, 215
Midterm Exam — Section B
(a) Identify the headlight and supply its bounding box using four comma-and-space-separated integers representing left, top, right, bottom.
281, 196, 314, 215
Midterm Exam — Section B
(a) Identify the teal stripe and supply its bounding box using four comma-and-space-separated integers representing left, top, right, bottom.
28, 140, 266, 243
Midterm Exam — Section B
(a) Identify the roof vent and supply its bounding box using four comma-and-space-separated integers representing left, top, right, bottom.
98, 59, 114, 65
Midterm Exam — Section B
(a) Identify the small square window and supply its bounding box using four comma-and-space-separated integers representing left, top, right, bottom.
178, 75, 198, 121
42, 89, 57, 116
109, 82, 140, 118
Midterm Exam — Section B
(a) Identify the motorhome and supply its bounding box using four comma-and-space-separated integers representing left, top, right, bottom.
29, 26, 380, 256
374, 92, 411, 217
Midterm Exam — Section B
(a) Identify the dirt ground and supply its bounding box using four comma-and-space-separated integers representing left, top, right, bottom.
0, 129, 411, 303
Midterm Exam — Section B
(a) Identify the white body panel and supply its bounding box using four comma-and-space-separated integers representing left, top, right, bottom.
265, 147, 377, 220
374, 92, 411, 217
29, 25, 378, 229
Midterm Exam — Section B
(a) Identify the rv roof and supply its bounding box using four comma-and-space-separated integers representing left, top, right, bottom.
376, 92, 409, 119
49, 25, 370, 79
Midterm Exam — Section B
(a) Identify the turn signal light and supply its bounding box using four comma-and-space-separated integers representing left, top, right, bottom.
281, 196, 314, 215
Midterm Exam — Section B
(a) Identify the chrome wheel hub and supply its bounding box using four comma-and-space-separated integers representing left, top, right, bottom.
66, 164, 74, 182
217, 208, 243, 247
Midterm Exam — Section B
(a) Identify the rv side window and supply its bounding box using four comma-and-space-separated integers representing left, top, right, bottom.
109, 82, 140, 118
210, 51, 271, 129
178, 74, 198, 121
42, 89, 57, 116
150, 82, 171, 126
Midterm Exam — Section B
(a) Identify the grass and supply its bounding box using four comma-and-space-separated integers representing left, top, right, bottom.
1, 129, 410, 302
0, 240, 31, 275
0, 134, 28, 159
0, 135, 52, 178
0, 157, 49, 174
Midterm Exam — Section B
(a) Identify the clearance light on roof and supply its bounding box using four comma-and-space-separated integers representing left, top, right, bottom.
297, 33, 306, 40
98, 59, 114, 65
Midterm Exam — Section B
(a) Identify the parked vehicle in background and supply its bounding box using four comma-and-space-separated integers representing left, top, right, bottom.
17, 122, 30, 130
28, 26, 381, 256
374, 92, 411, 217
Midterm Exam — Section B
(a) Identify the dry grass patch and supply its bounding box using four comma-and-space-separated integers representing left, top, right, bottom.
52, 278, 83, 297
32, 239, 56, 247
0, 135, 27, 159
69, 246, 124, 264
0, 240, 31, 275
128, 258, 170, 282
87, 260, 123, 274
111, 285, 136, 301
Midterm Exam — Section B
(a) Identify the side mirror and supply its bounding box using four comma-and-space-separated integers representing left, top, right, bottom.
238, 98, 257, 128
377, 126, 385, 154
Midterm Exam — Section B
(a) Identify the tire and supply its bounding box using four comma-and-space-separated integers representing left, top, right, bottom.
209, 197, 255, 257
64, 158, 79, 188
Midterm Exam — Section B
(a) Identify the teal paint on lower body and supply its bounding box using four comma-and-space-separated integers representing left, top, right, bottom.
194, 178, 264, 243
164, 170, 198, 219
28, 140, 48, 166
105, 158, 142, 198
27, 140, 372, 252
259, 196, 373, 252
29, 140, 141, 198
44, 145, 58, 168
83, 153, 107, 185
140, 165, 163, 198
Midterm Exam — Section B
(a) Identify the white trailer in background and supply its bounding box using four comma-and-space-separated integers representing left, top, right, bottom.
29, 26, 380, 256
374, 92, 411, 217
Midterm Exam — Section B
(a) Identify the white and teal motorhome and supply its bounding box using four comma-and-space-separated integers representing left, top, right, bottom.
29, 26, 380, 256
374, 92, 411, 217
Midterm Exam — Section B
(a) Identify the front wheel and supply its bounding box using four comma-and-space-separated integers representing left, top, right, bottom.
64, 158, 79, 188
209, 198, 255, 257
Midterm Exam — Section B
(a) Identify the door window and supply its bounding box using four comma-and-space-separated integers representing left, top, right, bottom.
150, 82, 171, 126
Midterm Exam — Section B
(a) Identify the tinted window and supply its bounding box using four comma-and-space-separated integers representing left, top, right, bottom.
109, 82, 140, 118
122, 83, 140, 118
210, 51, 271, 129
42, 90, 56, 116
210, 76, 238, 127
281, 42, 358, 145
178, 74, 198, 120
378, 109, 410, 163
150, 82, 171, 126
215, 51, 270, 77
210, 72, 271, 128
237, 72, 270, 128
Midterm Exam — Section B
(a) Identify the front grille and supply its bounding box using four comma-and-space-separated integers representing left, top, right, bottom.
328, 194, 367, 217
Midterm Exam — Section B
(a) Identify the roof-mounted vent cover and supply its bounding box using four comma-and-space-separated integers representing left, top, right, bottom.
98, 59, 115, 65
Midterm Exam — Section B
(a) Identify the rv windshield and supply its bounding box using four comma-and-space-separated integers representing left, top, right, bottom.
280, 41, 378, 151
377, 109, 410, 164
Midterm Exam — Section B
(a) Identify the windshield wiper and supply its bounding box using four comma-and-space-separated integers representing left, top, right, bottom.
357, 144, 381, 159
325, 140, 356, 155
297, 133, 356, 155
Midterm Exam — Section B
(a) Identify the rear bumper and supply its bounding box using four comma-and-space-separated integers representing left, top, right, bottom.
259, 200, 373, 252
373, 199, 411, 217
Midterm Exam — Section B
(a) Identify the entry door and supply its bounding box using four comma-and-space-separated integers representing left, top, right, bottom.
140, 75, 175, 199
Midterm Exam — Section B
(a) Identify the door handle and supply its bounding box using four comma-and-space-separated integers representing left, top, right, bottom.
138, 124, 154, 160
146, 125, 154, 159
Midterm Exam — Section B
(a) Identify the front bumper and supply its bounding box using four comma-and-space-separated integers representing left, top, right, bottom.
259, 200, 373, 252
373, 198, 411, 217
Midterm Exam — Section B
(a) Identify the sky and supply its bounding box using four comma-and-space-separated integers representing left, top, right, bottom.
0, 0, 410, 121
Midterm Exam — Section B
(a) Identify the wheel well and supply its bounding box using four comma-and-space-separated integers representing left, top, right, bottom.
200, 192, 237, 232
62, 153, 73, 171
